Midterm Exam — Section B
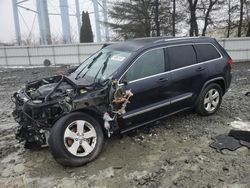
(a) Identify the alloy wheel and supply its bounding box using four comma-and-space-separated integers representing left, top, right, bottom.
64, 120, 97, 157
203, 88, 220, 112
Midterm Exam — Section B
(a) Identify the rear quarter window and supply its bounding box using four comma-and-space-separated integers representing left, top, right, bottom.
167, 45, 196, 70
194, 44, 221, 63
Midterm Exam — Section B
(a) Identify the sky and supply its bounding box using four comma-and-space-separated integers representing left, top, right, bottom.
0, 0, 106, 44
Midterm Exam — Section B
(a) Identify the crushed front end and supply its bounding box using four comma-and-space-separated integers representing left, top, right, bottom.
11, 73, 133, 149
11, 48, 135, 150
12, 75, 75, 149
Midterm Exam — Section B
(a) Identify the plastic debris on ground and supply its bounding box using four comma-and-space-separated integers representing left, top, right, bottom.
210, 121, 250, 151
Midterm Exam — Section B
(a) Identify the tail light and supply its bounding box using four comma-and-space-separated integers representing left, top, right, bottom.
227, 58, 233, 67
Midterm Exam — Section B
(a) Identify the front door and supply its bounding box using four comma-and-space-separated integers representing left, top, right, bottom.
119, 48, 172, 128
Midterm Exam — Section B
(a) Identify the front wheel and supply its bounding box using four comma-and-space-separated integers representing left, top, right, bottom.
48, 112, 104, 167
196, 83, 222, 116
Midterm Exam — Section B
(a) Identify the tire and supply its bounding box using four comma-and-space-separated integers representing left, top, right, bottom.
48, 112, 104, 167
196, 83, 222, 116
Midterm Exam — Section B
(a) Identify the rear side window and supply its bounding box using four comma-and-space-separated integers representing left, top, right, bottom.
124, 48, 165, 82
167, 45, 196, 70
194, 44, 221, 63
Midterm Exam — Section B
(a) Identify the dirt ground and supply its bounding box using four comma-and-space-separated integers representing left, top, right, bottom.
0, 62, 249, 188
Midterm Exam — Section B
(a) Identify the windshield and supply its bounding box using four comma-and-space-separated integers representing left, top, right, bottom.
73, 49, 131, 83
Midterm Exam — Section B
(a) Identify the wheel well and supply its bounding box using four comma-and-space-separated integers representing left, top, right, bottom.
74, 109, 104, 128
195, 78, 226, 106
212, 79, 226, 95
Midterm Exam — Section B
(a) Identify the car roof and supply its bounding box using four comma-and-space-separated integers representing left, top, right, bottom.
106, 36, 213, 52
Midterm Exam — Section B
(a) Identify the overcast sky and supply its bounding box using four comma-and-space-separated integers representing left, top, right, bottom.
0, 0, 106, 43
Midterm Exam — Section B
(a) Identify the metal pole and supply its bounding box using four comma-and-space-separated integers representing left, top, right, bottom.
36, 0, 51, 45
36, 0, 43, 44
52, 45, 56, 65
12, 0, 21, 45
43, 0, 51, 44
59, 0, 71, 43
92, 0, 101, 42
77, 44, 81, 64
75, 0, 81, 40
3, 47, 8, 66
102, 0, 109, 41
27, 47, 31, 65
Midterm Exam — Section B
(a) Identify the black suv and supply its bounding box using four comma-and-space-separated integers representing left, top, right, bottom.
12, 37, 232, 166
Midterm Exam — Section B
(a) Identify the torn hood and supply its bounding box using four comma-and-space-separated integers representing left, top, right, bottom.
66, 73, 96, 88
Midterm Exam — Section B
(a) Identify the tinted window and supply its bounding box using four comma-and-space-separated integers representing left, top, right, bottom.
125, 48, 165, 82
167, 45, 196, 70
194, 44, 221, 63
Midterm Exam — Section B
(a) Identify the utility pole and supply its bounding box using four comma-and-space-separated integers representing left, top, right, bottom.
75, 0, 81, 39
172, 0, 176, 37
92, 0, 101, 42
103, 0, 110, 41
59, 0, 71, 43
36, 0, 51, 45
12, 0, 21, 45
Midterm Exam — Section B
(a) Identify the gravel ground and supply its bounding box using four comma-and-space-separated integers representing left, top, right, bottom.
0, 62, 249, 188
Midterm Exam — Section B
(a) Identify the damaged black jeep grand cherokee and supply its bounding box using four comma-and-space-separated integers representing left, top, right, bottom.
12, 37, 232, 166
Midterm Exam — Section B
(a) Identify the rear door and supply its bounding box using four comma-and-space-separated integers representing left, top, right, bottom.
166, 44, 209, 111
119, 48, 172, 126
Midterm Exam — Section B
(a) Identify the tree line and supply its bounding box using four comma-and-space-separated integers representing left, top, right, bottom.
108, 0, 250, 40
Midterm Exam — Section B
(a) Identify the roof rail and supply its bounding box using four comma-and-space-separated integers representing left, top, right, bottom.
153, 36, 203, 43
132, 36, 172, 41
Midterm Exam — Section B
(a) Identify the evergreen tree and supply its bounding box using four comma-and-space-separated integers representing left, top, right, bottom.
109, 0, 182, 39
80, 11, 94, 42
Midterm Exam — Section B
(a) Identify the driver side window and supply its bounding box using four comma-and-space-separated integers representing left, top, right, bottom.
124, 48, 165, 82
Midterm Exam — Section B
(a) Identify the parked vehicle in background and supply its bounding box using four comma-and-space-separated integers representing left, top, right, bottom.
12, 36, 232, 166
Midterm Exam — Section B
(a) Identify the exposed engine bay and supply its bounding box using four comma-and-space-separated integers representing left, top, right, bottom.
12, 74, 133, 149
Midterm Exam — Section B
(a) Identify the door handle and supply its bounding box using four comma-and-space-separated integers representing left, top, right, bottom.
157, 77, 169, 83
196, 67, 205, 72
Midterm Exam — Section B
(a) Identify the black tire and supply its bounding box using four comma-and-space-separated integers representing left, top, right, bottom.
48, 112, 104, 167
196, 83, 222, 116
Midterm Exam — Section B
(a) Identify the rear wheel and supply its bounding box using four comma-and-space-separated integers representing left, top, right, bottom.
196, 83, 222, 116
48, 112, 104, 167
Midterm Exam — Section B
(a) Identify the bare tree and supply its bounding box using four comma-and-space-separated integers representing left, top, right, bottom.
227, 0, 232, 37
245, 0, 250, 36
201, 0, 219, 36
187, 0, 199, 36
224, 0, 241, 38
247, 22, 250, 36
238, 0, 244, 37
172, 0, 176, 36
154, 0, 160, 36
